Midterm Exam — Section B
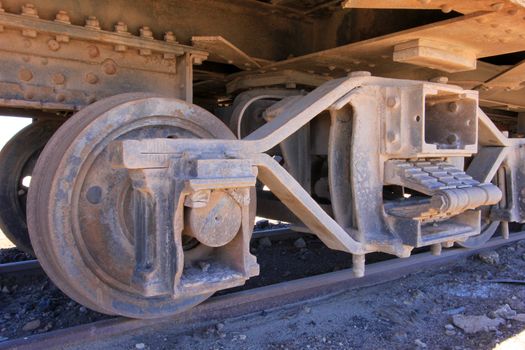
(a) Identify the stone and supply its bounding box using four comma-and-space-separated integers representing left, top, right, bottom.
239, 334, 246, 340
259, 237, 272, 248
79, 306, 87, 313
478, 251, 500, 265
491, 304, 517, 319
294, 238, 307, 249
452, 314, 504, 333
22, 319, 41, 331
198, 261, 211, 272
216, 323, 225, 331
510, 314, 525, 322
445, 324, 455, 330
414, 339, 427, 348
135, 343, 145, 349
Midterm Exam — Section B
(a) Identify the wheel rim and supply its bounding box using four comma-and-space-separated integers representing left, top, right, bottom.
28, 93, 241, 318
0, 120, 61, 254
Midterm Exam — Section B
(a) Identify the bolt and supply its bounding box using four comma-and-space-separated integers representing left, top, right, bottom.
55, 10, 70, 24
52, 73, 65, 85
47, 39, 60, 51
87, 45, 99, 58
56, 93, 65, 102
164, 31, 176, 43
102, 60, 117, 75
430, 76, 449, 84
114, 21, 129, 34
448, 102, 459, 113
139, 26, 154, 39
85, 73, 98, 84
85, 16, 100, 30
21, 3, 38, 17
114, 44, 127, 52
18, 68, 33, 81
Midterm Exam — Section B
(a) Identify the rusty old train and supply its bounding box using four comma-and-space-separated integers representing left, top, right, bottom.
0, 0, 524, 318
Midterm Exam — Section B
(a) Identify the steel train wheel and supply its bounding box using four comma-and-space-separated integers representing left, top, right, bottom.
0, 120, 61, 254
27, 93, 241, 318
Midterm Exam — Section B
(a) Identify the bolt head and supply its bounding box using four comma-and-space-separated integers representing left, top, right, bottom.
47, 39, 60, 51
85, 73, 99, 84
52, 73, 65, 85
18, 68, 33, 81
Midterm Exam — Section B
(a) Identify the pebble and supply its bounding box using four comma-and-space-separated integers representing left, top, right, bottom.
239, 334, 246, 340
452, 314, 504, 333
216, 323, 225, 331
491, 304, 517, 319
294, 238, 307, 249
302, 306, 311, 314
478, 251, 500, 265
79, 306, 87, 313
198, 262, 211, 272
259, 237, 272, 248
135, 343, 145, 349
445, 324, 455, 331
414, 339, 427, 348
22, 319, 41, 331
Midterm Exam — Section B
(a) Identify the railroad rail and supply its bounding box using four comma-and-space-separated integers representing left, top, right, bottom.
2, 231, 524, 350
0, 226, 295, 276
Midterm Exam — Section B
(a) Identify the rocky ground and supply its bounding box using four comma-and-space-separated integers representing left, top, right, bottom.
2, 233, 525, 349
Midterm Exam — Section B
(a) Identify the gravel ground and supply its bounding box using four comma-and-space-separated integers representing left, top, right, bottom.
3, 236, 525, 349
70, 240, 525, 350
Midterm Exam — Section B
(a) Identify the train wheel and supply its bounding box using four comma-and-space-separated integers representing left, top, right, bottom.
0, 119, 61, 254
27, 93, 243, 318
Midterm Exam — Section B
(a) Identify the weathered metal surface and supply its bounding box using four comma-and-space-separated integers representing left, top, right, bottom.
27, 93, 258, 318
0, 6, 206, 109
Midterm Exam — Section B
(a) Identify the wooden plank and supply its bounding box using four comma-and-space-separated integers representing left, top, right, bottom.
263, 11, 525, 76
342, 0, 523, 14
192, 36, 261, 70
483, 60, 525, 90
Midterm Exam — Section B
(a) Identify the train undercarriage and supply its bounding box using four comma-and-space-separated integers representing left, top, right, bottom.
1, 0, 525, 318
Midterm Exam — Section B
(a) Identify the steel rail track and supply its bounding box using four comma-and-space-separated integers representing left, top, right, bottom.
2, 231, 524, 350
0, 227, 295, 276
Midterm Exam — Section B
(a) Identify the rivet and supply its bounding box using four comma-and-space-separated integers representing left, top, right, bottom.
164, 31, 176, 43
18, 68, 33, 81
85, 16, 101, 30
55, 10, 71, 24
102, 60, 117, 75
387, 96, 399, 108
52, 73, 65, 85
21, 3, 38, 18
47, 39, 60, 51
387, 131, 398, 143
87, 45, 99, 58
448, 102, 459, 113
139, 26, 154, 39
491, 2, 504, 11
440, 4, 452, 13
85, 73, 99, 84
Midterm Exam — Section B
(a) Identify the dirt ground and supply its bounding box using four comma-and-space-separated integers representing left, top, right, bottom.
3, 236, 525, 349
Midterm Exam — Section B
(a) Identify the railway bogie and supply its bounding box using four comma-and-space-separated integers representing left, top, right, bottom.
0, 0, 525, 318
